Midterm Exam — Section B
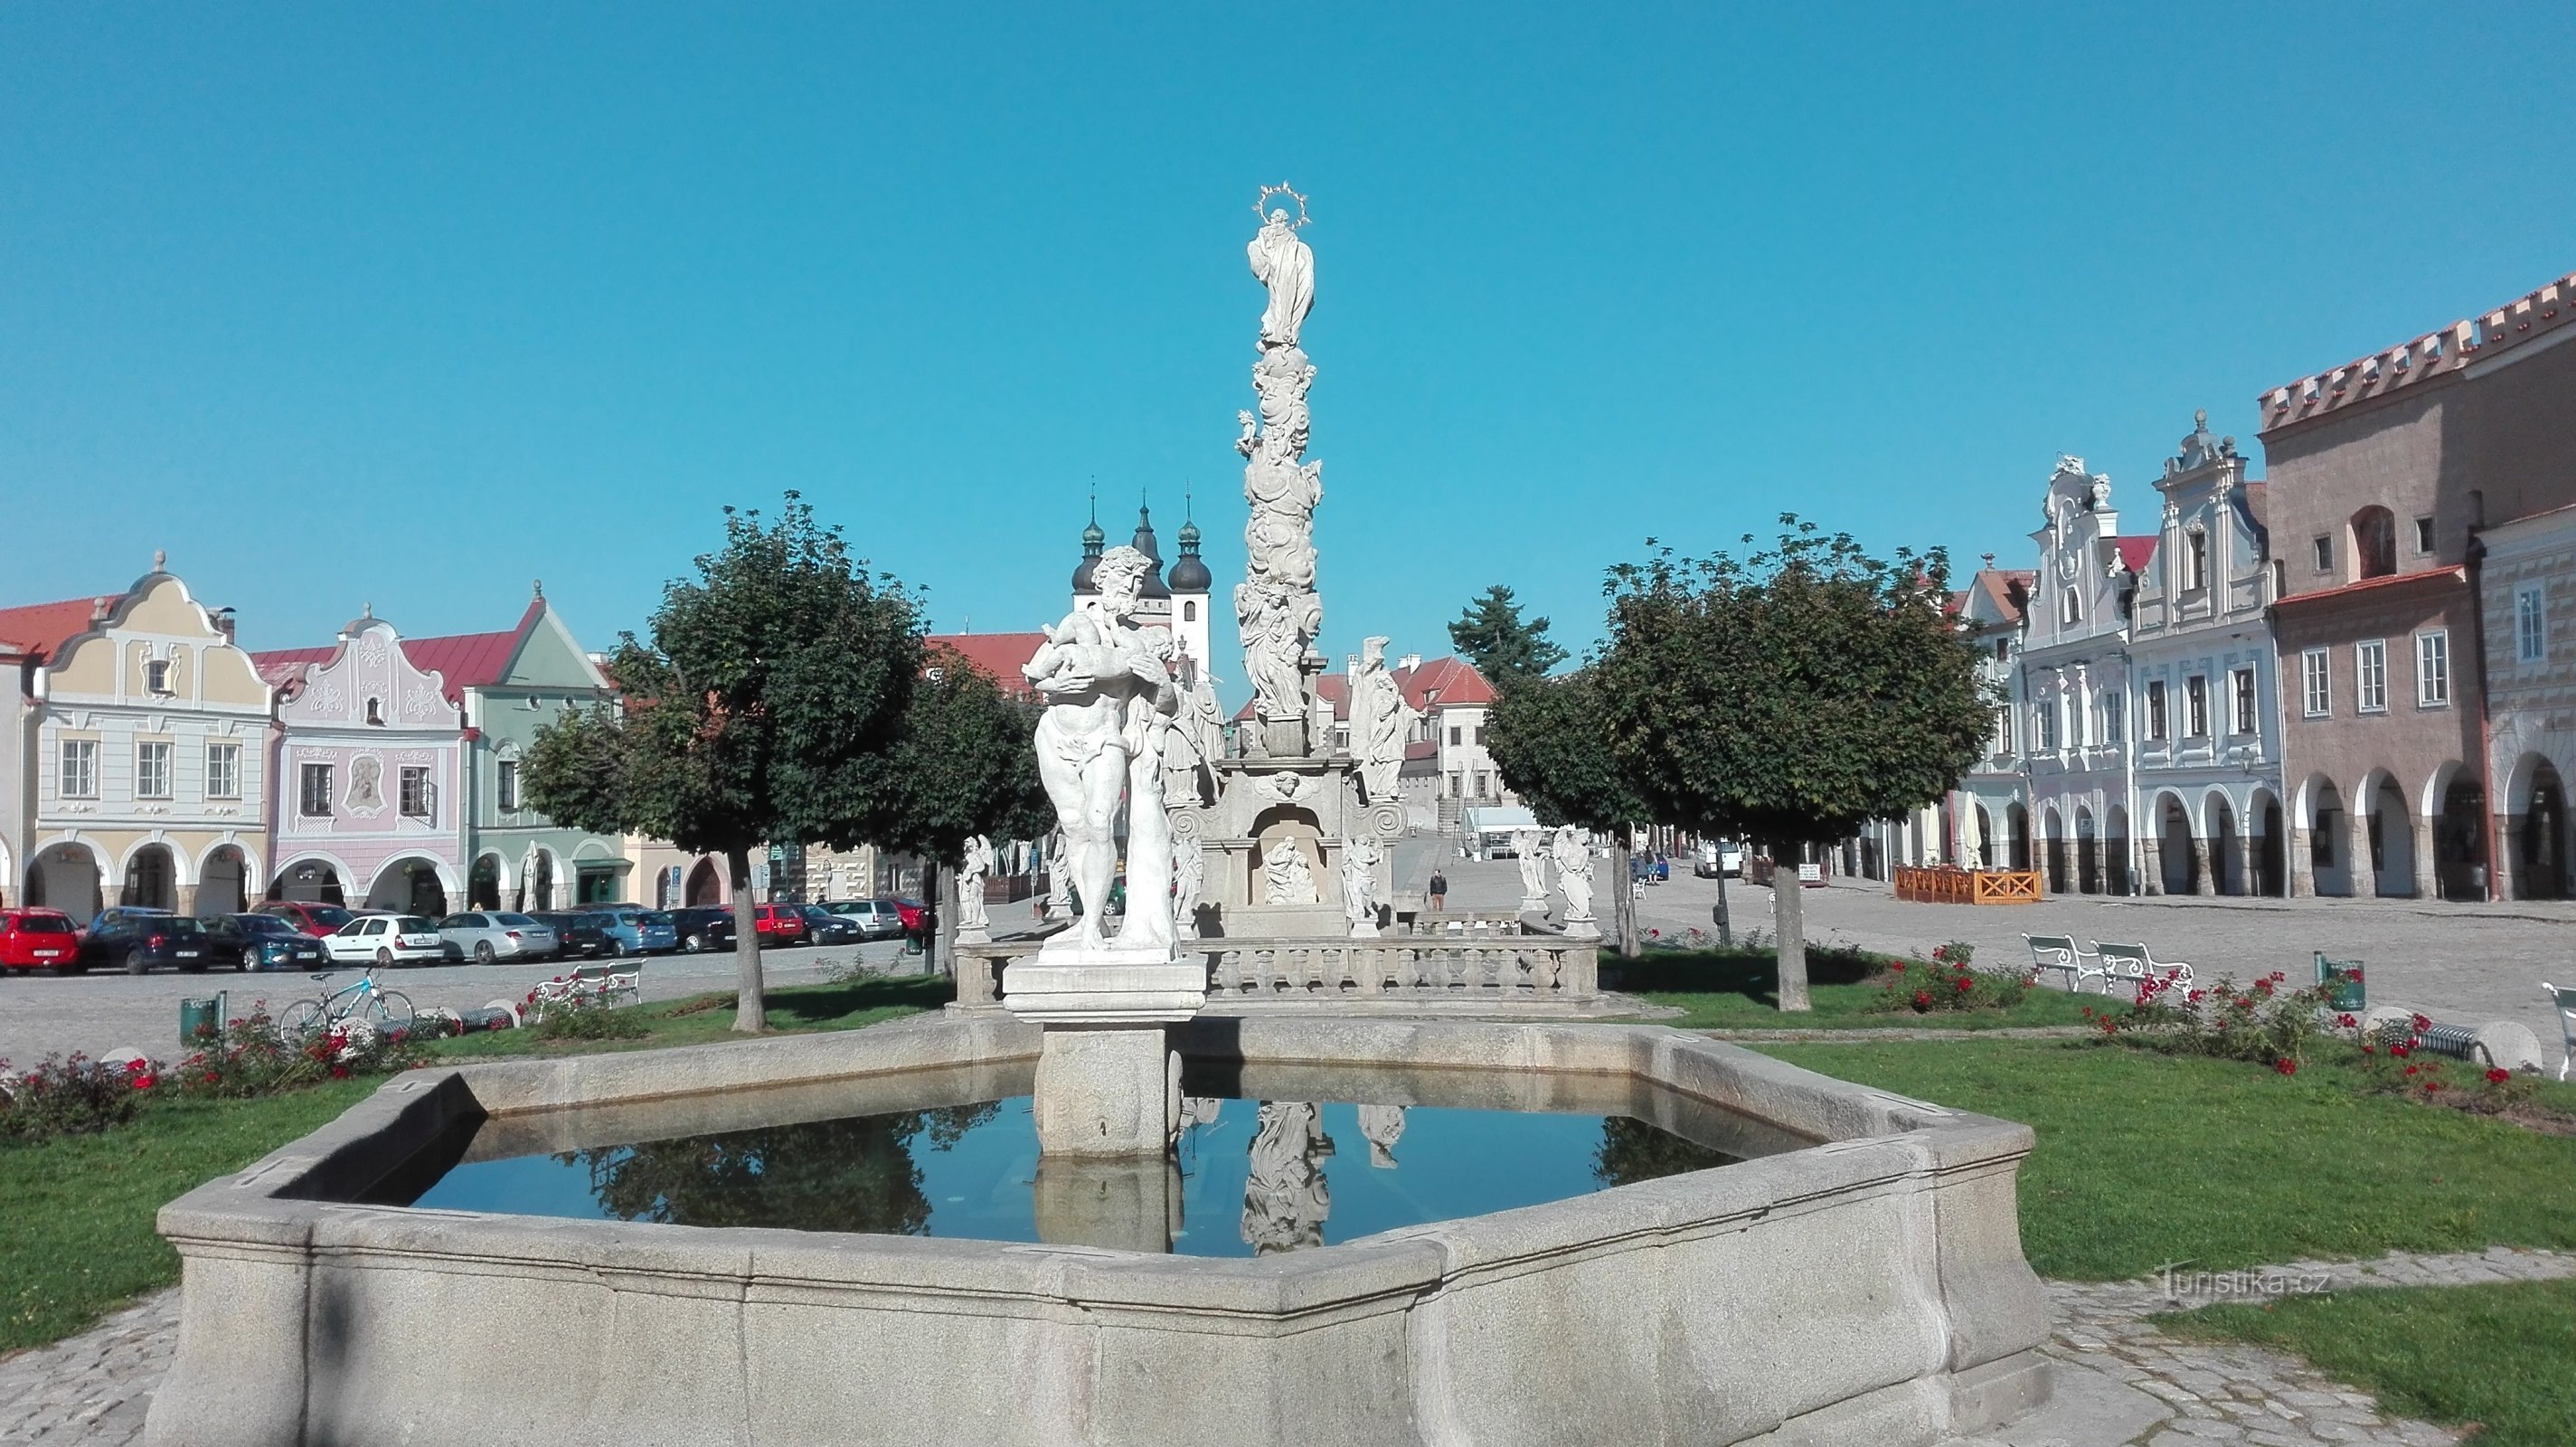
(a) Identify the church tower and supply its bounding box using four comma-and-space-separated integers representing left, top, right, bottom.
1167, 503, 1213, 680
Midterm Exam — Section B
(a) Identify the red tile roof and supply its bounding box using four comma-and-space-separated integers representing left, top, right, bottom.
1231, 672, 1350, 723
926, 632, 1048, 697
0, 596, 119, 662
255, 597, 550, 705
1398, 657, 1496, 710
1969, 569, 2036, 627
2114, 536, 2158, 575
2272, 565, 2469, 610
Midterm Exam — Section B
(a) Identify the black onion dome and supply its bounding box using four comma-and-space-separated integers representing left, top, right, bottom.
1167, 516, 1212, 592
1130, 506, 1170, 599
1071, 517, 1106, 593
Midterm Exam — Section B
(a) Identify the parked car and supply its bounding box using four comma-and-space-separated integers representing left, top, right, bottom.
324, 914, 448, 967
887, 898, 928, 933
207, 913, 330, 972
821, 899, 906, 941
666, 906, 738, 953
80, 908, 219, 974
589, 905, 679, 956
531, 911, 616, 959
437, 912, 560, 964
797, 904, 863, 946
0, 907, 83, 973
751, 903, 809, 947
257, 900, 358, 938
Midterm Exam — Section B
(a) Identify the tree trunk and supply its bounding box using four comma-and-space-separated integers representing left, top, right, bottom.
1609, 838, 1640, 957
1771, 843, 1810, 1012
728, 846, 767, 1033
930, 861, 958, 978
1712, 849, 1733, 949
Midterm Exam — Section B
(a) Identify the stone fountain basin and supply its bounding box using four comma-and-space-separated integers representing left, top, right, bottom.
144, 1016, 2052, 1447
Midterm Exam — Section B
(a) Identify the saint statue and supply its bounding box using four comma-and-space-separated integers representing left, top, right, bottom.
1551, 825, 1597, 927
1236, 581, 1307, 723
957, 835, 993, 939
1356, 1104, 1407, 1169
1515, 828, 1549, 903
1340, 835, 1382, 936
1241, 1101, 1333, 1254
1248, 207, 1315, 350
1262, 838, 1319, 906
1173, 841, 1206, 939
1350, 637, 1409, 801
1023, 545, 1182, 953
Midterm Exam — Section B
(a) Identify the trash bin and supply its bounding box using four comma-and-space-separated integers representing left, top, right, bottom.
180, 995, 223, 1047
2314, 952, 2365, 1013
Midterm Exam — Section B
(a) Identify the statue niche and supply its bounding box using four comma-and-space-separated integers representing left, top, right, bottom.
1247, 804, 1326, 909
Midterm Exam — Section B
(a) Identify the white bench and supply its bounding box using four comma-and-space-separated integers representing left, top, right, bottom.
2024, 933, 2105, 994
2546, 982, 2576, 1082
2095, 941, 2194, 996
529, 961, 644, 1020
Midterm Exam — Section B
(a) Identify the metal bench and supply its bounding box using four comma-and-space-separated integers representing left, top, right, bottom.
2093, 941, 2194, 996
2023, 933, 2105, 993
529, 960, 643, 1020
2547, 982, 2576, 1082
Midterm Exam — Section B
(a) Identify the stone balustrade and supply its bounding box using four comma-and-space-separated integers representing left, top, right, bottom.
956, 932, 1602, 1013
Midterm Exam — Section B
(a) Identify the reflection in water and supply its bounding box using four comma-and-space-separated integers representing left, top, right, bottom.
1356, 1104, 1406, 1168
1591, 1115, 1739, 1188
569, 1102, 997, 1234
1033, 1154, 1184, 1253
1241, 1102, 1335, 1254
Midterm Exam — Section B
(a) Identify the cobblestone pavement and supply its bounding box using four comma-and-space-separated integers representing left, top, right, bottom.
11, 1251, 2567, 1444
1392, 837, 2576, 1056
0, 938, 929, 1066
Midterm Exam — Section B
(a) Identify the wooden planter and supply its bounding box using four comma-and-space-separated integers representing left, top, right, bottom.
1894, 866, 2042, 905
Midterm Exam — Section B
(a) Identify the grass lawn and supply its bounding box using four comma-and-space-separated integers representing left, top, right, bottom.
0, 976, 950, 1355
1609, 947, 2113, 1029
422, 972, 951, 1059
1756, 1038, 2576, 1281
2155, 1279, 2576, 1447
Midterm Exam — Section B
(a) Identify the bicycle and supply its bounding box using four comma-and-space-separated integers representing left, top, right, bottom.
277, 965, 415, 1039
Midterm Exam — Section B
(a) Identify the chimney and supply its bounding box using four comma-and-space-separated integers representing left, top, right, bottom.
1399, 652, 1422, 672
212, 607, 237, 642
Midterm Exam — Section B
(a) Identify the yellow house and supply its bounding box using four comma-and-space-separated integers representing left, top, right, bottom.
0, 557, 272, 922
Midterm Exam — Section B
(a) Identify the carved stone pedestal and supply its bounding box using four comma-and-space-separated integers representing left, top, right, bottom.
1003, 952, 1206, 1159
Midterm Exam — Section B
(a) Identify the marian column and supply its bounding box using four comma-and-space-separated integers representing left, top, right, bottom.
1237, 184, 1326, 757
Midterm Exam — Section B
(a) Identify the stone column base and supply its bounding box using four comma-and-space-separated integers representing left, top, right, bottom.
1032, 1155, 1183, 1252
1030, 1026, 1182, 1158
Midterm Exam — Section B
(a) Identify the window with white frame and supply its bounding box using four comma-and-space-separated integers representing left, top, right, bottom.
2145, 681, 2167, 741
206, 742, 241, 799
2517, 584, 2546, 664
496, 760, 520, 812
2060, 588, 2081, 625
2184, 676, 2209, 738
1992, 706, 2013, 757
2101, 689, 2124, 744
144, 658, 173, 695
299, 762, 335, 818
2230, 668, 2257, 734
2413, 516, 2435, 553
2184, 530, 2209, 591
2033, 698, 2055, 750
60, 739, 98, 799
2300, 648, 2331, 717
399, 766, 434, 818
2356, 639, 2388, 713
2416, 629, 2449, 707
136, 742, 173, 799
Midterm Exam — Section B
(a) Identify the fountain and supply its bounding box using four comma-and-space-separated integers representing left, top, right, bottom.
138, 191, 2054, 1447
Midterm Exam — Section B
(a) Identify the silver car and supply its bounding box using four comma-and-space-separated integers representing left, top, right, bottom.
437, 911, 561, 964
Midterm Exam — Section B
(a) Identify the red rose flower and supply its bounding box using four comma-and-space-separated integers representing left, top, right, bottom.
2335, 1013, 2357, 1029
2274, 1058, 2297, 1075
2486, 1068, 2511, 1084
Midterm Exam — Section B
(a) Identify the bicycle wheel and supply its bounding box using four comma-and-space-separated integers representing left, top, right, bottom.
278, 998, 328, 1038
364, 990, 416, 1035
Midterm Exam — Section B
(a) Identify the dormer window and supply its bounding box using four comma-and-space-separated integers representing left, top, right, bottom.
2060, 588, 2081, 626
144, 659, 172, 695
365, 696, 384, 726
2184, 530, 2209, 592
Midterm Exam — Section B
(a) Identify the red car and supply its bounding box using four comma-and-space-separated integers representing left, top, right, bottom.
257, 901, 358, 938
889, 898, 927, 932
751, 903, 809, 947
0, 908, 83, 972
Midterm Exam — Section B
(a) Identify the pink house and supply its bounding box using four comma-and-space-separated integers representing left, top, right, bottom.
255, 610, 468, 913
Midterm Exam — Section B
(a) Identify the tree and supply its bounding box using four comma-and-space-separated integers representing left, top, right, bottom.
1593, 517, 1992, 1011
1448, 584, 1568, 687
1483, 667, 1650, 956
870, 647, 1053, 978
524, 496, 925, 1033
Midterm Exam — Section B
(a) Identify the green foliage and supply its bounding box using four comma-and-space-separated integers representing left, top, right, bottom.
1484, 667, 1645, 833
1594, 515, 1992, 850
524, 494, 927, 857
574, 1102, 1000, 1233
1590, 1115, 1740, 1188
1448, 583, 1568, 687
870, 645, 1052, 868
2154, 1281, 2576, 1447
0, 1054, 150, 1140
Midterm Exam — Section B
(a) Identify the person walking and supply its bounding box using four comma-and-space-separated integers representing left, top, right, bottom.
1428, 868, 1448, 913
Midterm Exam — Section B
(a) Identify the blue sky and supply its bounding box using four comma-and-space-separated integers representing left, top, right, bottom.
6, 4, 2572, 686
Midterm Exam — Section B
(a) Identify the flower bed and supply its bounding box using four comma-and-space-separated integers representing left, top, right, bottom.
1867, 941, 2040, 1016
